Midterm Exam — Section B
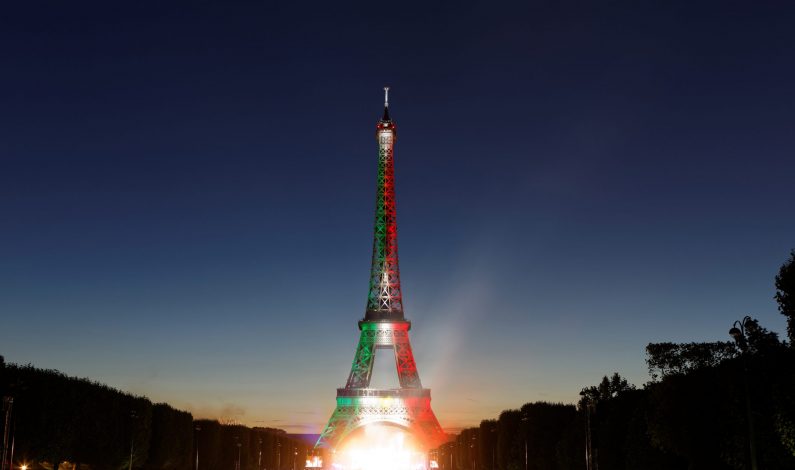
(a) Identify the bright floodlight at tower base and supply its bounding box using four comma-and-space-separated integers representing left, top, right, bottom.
312, 89, 447, 470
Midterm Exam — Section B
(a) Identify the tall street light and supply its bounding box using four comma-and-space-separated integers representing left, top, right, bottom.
582, 397, 596, 470
7, 421, 15, 470
470, 434, 477, 470
234, 437, 241, 470
730, 316, 759, 470
489, 427, 496, 470
237, 442, 242, 470
1, 397, 11, 470
129, 411, 138, 470
194, 424, 201, 470
521, 416, 528, 470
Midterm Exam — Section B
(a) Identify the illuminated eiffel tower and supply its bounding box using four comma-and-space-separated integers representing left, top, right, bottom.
315, 88, 446, 455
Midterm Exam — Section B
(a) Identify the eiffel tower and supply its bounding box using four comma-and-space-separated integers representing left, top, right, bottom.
315, 88, 446, 455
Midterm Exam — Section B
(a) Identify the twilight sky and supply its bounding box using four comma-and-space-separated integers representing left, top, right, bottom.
2, 1, 794, 433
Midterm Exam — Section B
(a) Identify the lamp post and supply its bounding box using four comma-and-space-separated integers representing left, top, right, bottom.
293, 448, 297, 470
7, 416, 15, 470
2, 397, 14, 470
129, 411, 138, 470
469, 434, 478, 470
471, 434, 478, 470
489, 427, 495, 470
521, 417, 528, 470
234, 437, 241, 470
237, 443, 242, 470
258, 438, 263, 470
277, 441, 281, 470
582, 397, 596, 470
730, 316, 759, 470
195, 425, 201, 470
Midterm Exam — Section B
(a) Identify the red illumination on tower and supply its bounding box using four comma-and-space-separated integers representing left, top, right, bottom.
315, 88, 446, 456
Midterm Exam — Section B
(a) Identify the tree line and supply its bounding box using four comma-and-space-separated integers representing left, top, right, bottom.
434, 250, 795, 470
0, 362, 314, 470
3, 250, 795, 470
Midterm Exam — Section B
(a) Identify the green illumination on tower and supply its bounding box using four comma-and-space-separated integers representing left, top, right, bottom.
365, 91, 403, 320
315, 89, 446, 455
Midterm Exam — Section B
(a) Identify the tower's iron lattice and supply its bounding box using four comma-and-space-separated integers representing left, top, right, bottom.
315, 89, 446, 454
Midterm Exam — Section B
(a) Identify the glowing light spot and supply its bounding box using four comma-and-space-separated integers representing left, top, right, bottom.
334, 425, 427, 470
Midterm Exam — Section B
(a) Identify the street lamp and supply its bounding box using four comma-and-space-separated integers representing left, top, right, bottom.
470, 435, 477, 470
8, 416, 15, 470
520, 416, 529, 470
1, 397, 12, 470
293, 448, 297, 470
194, 425, 201, 470
582, 398, 596, 470
129, 411, 138, 470
277, 441, 281, 470
729, 317, 752, 352
238, 443, 242, 470
729, 316, 759, 470
234, 437, 242, 470
489, 427, 496, 470
258, 438, 263, 470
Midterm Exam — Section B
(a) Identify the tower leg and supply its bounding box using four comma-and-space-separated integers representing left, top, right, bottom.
393, 328, 420, 388
345, 329, 376, 389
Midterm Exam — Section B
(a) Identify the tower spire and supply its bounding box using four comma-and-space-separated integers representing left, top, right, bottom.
382, 86, 391, 121
367, 87, 400, 319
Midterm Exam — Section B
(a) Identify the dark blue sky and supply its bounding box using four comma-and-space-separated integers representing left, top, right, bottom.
2, 1, 794, 432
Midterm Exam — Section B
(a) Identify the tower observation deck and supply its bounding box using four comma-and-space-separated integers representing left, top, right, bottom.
314, 89, 446, 457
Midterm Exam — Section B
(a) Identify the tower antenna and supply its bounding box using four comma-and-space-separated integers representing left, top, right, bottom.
384, 86, 389, 108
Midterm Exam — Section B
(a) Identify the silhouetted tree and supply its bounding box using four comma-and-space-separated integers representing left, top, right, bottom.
742, 317, 784, 355
622, 394, 685, 470
646, 365, 740, 469
145, 404, 193, 470
519, 402, 577, 470
775, 250, 795, 344
477, 420, 497, 470
496, 410, 522, 470
645, 342, 736, 381
644, 325, 795, 469
578, 374, 639, 470
772, 348, 795, 456
579, 373, 635, 406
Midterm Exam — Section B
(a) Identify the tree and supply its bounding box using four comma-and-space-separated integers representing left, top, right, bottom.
518, 402, 577, 470
742, 317, 784, 355
578, 374, 637, 470
579, 373, 635, 407
775, 250, 795, 345
478, 420, 498, 470
145, 404, 193, 470
772, 350, 795, 457
496, 410, 523, 470
645, 342, 736, 381
645, 367, 738, 469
